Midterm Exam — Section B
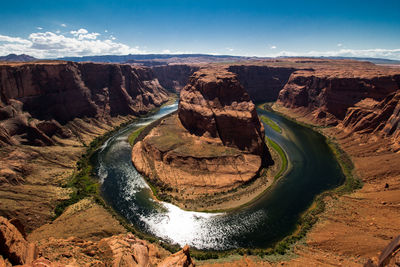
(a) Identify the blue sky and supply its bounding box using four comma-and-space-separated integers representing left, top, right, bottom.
0, 0, 399, 59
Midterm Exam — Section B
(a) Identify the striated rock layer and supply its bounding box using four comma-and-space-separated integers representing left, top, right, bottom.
152, 64, 200, 92
228, 65, 295, 102
0, 61, 169, 233
0, 61, 169, 147
132, 68, 272, 201
277, 67, 400, 126
178, 68, 267, 156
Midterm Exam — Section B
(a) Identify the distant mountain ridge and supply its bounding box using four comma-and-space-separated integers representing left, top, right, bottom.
0, 54, 37, 62
57, 53, 256, 64
1, 53, 399, 65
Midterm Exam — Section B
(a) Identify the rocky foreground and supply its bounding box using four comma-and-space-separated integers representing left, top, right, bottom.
132, 67, 272, 208
0, 215, 194, 266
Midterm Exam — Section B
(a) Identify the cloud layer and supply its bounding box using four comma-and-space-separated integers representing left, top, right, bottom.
0, 28, 144, 58
1, 28, 400, 60
265, 48, 400, 60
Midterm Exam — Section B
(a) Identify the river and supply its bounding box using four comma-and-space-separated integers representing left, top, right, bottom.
95, 102, 345, 250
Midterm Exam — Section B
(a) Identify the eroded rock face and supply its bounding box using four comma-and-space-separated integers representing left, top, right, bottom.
158, 245, 195, 267
0, 62, 169, 147
152, 64, 200, 92
228, 65, 295, 102
277, 70, 400, 125
341, 91, 400, 140
178, 68, 267, 156
0, 216, 38, 265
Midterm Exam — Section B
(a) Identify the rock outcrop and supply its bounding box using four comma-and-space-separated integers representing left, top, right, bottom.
178, 68, 267, 156
0, 216, 194, 267
277, 69, 400, 125
158, 245, 195, 267
228, 65, 295, 102
152, 64, 200, 92
340, 91, 400, 140
132, 68, 272, 205
0, 216, 38, 265
0, 61, 169, 147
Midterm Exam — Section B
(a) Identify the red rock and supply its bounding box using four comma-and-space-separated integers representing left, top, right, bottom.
152, 64, 199, 92
158, 245, 195, 267
97, 233, 151, 267
228, 65, 295, 102
277, 70, 400, 124
178, 68, 267, 156
0, 62, 169, 147
0, 216, 38, 265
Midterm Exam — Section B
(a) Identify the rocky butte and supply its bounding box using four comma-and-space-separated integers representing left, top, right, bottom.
132, 67, 273, 209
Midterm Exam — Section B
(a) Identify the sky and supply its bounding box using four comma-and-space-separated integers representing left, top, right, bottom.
0, 0, 399, 59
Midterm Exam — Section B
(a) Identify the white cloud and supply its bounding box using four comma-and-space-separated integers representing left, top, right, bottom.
61, 23, 67, 27
337, 43, 343, 47
56, 30, 60, 34
105, 30, 108, 33
110, 35, 116, 40
70, 29, 100, 40
162, 49, 171, 53
226, 47, 234, 52
270, 45, 277, 49
0, 34, 32, 45
36, 27, 43, 30
0, 30, 145, 58
70, 28, 88, 36
265, 48, 400, 60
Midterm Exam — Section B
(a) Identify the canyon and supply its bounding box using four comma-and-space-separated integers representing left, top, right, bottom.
131, 67, 273, 210
0, 58, 400, 266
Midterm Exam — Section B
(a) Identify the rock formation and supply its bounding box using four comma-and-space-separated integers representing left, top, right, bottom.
152, 64, 199, 92
0, 61, 169, 236
178, 68, 267, 156
0, 216, 194, 266
158, 245, 195, 267
0, 216, 38, 266
228, 65, 295, 102
0, 61, 169, 147
341, 91, 400, 140
277, 68, 400, 125
132, 67, 272, 204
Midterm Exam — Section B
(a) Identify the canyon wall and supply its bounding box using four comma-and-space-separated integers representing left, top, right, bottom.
277, 69, 400, 126
152, 64, 199, 92
0, 62, 169, 147
228, 65, 295, 102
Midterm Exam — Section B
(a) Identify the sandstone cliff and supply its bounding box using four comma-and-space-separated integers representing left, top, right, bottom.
228, 65, 295, 102
132, 68, 272, 206
277, 69, 400, 125
178, 68, 267, 156
0, 61, 169, 234
272, 62, 400, 266
152, 64, 200, 92
0, 61, 169, 147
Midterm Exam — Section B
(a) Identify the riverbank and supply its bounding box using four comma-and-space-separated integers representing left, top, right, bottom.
257, 102, 399, 264
129, 112, 288, 212
51, 99, 362, 264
